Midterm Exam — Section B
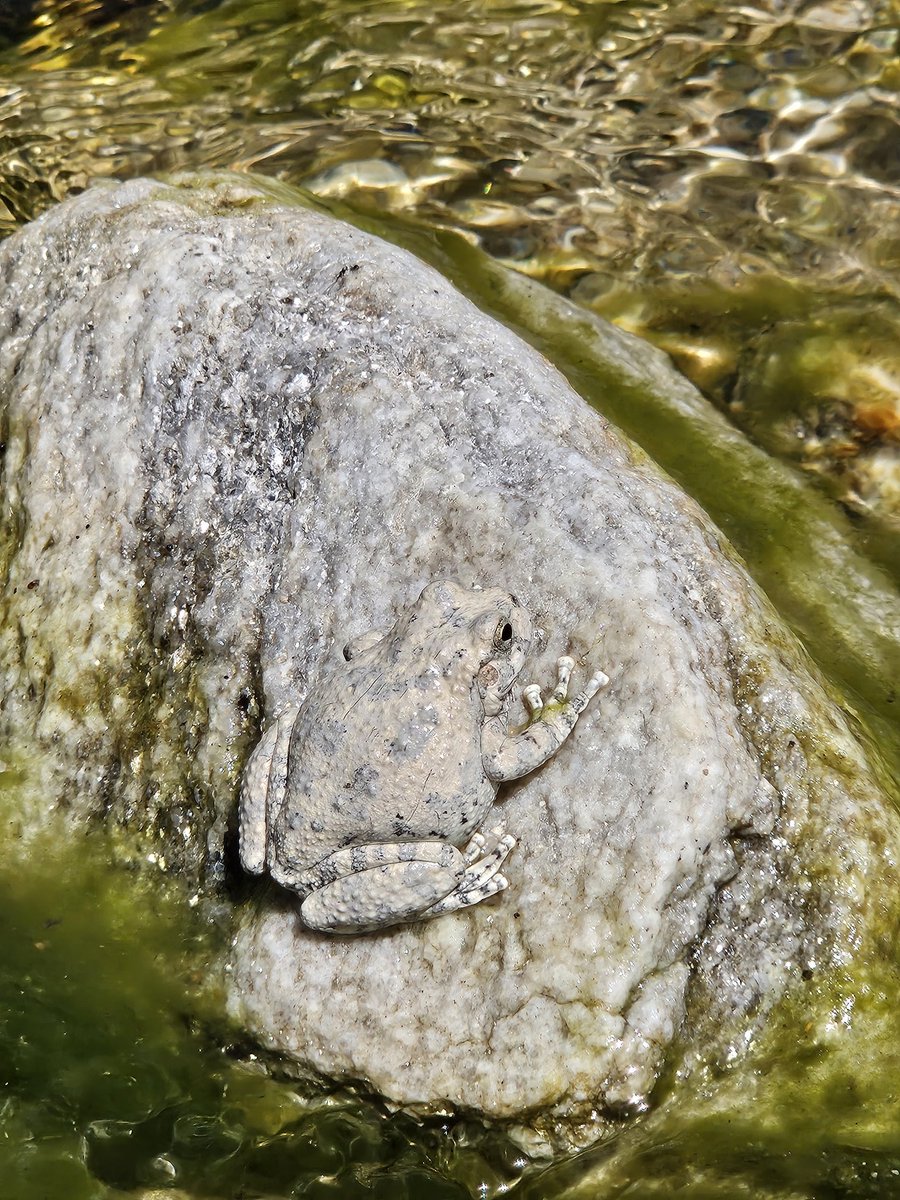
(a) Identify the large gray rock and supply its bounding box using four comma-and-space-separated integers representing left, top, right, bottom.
0, 174, 897, 1150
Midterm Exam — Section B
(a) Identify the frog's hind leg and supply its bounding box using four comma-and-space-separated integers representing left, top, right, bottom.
238, 708, 297, 875
297, 834, 516, 933
297, 841, 463, 933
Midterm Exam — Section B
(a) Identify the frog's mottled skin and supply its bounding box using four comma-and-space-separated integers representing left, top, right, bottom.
239, 581, 607, 934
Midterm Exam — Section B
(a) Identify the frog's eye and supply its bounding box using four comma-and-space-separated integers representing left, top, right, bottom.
494, 620, 514, 650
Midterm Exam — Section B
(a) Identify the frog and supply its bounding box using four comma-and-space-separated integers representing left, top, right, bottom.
238, 580, 608, 934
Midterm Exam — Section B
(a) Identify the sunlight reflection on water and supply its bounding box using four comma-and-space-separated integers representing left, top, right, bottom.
3, 0, 898, 285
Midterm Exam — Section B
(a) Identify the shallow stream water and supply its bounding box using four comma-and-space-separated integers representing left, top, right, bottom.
1, 1, 899, 1197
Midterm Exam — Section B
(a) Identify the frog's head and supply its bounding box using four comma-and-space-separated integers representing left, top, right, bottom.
414, 581, 532, 710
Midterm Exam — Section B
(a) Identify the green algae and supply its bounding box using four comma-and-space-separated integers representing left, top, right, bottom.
578, 274, 900, 561
8, 825, 900, 1200
0, 829, 528, 1199
1, 837, 214, 1198
528, 958, 900, 1199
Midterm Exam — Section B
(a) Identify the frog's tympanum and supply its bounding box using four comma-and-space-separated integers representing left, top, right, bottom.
239, 581, 607, 934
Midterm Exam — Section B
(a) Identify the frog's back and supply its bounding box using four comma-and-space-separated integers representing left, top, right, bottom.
275, 650, 494, 868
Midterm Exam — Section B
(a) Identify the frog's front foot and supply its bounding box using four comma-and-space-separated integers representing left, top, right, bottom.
482, 655, 609, 783
523, 655, 609, 721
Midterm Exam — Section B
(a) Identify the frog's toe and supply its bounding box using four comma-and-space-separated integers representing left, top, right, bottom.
570, 668, 610, 714
462, 831, 487, 863
465, 871, 509, 902
486, 829, 516, 858
551, 655, 575, 702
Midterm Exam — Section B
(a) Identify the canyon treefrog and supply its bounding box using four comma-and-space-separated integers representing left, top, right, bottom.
239, 581, 607, 934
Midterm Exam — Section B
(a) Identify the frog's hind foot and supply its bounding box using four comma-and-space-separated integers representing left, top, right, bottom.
423, 830, 516, 918
425, 871, 509, 916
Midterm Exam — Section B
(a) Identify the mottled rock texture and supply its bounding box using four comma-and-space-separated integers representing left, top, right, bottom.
0, 175, 897, 1149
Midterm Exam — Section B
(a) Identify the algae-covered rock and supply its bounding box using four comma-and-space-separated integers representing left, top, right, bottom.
0, 174, 897, 1149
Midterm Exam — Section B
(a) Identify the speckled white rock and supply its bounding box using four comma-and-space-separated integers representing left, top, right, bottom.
0, 175, 896, 1149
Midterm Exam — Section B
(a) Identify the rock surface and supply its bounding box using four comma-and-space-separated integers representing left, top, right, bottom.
0, 174, 897, 1149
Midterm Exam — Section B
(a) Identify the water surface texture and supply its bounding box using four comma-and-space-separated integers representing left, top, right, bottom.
1, 1, 900, 1197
